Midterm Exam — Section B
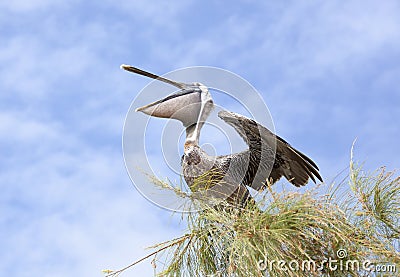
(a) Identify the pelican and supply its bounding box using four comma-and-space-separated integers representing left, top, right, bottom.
121, 65, 323, 206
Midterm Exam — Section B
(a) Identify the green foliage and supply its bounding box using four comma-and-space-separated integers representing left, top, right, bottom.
104, 160, 399, 277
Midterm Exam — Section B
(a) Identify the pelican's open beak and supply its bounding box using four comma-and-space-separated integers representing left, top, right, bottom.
135, 89, 203, 127
121, 64, 203, 127
120, 64, 186, 89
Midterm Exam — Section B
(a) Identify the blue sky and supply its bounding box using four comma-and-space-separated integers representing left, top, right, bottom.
1, 1, 399, 276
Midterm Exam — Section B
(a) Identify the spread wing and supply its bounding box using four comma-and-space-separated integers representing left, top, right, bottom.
218, 110, 322, 189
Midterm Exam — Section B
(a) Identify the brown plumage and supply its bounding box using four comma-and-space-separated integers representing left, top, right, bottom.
218, 110, 322, 190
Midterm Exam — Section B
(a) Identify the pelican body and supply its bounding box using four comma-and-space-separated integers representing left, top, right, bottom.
122, 65, 322, 206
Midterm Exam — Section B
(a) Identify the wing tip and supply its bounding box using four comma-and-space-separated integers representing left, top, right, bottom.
218, 110, 236, 119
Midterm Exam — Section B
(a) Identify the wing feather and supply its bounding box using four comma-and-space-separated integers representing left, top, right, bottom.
218, 110, 322, 189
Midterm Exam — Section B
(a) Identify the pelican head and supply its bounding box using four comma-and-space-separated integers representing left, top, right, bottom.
121, 65, 214, 145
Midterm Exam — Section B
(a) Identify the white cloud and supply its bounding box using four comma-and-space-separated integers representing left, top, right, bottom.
0, 107, 181, 276
0, 0, 63, 13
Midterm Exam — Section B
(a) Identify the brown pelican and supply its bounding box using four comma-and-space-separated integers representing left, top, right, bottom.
121, 65, 322, 206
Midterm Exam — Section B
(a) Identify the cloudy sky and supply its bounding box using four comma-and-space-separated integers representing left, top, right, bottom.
1, 1, 399, 276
